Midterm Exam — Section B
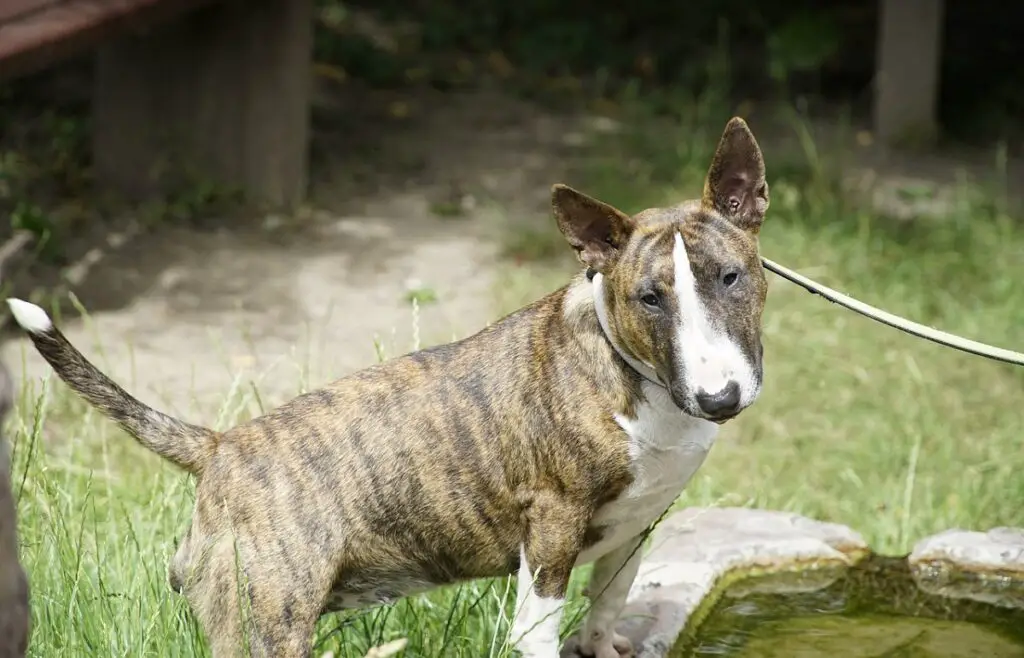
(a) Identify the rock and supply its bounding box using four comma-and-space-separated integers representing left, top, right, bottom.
910, 528, 1024, 575
909, 527, 1024, 608
561, 507, 868, 658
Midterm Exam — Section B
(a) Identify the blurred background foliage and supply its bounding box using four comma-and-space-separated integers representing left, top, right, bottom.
315, 0, 1024, 148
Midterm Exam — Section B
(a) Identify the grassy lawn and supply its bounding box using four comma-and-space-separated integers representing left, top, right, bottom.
6, 101, 1024, 657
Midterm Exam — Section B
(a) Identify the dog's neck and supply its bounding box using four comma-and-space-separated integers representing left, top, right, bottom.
585, 267, 665, 390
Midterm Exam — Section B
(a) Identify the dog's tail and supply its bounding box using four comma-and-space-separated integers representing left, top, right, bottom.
6, 298, 217, 475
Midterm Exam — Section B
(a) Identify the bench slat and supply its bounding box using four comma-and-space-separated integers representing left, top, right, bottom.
0, 0, 69, 25
0, 0, 212, 80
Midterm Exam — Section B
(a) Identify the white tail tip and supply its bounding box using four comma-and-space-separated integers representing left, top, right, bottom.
6, 298, 52, 334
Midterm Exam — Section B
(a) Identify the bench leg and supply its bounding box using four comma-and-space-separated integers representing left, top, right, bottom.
92, 0, 312, 208
873, 0, 945, 147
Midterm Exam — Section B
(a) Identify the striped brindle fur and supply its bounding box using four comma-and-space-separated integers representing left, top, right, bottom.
5, 117, 770, 658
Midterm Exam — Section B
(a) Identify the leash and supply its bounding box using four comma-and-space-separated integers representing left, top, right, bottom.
761, 257, 1024, 367
588, 262, 1024, 369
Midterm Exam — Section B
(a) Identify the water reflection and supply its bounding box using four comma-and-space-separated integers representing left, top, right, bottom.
676, 556, 1024, 657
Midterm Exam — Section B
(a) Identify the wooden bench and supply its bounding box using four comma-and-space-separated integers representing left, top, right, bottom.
0, 0, 313, 207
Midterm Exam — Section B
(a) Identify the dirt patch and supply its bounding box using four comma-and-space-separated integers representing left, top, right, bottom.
0, 84, 592, 419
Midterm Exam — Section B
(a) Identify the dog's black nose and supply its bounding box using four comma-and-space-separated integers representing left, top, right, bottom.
695, 381, 741, 419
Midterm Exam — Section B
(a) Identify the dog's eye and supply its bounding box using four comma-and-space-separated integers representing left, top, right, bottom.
641, 293, 660, 308
722, 271, 740, 287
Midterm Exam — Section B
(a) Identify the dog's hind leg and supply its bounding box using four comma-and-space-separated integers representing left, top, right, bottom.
186, 537, 333, 658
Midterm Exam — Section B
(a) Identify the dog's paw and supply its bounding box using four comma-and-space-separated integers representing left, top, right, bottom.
578, 630, 633, 658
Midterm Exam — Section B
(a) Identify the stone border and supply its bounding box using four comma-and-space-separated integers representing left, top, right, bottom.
561, 507, 870, 658
909, 527, 1024, 609
562, 507, 1024, 658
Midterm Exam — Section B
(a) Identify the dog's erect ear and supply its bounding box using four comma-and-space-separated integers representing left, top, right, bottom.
552, 184, 636, 272
702, 117, 769, 234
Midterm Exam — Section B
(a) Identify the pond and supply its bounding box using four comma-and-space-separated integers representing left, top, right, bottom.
674, 555, 1024, 657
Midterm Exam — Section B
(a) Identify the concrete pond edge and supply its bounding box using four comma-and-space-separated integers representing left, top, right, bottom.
559, 506, 1024, 658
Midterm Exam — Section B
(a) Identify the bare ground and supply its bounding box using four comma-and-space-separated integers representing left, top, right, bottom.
2, 80, 1021, 424
0, 85, 591, 420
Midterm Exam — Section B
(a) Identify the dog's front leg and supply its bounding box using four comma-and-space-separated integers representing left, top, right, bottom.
510, 492, 589, 658
578, 535, 644, 658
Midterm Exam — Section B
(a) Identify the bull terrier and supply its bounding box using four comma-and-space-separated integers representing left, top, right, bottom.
5, 116, 769, 658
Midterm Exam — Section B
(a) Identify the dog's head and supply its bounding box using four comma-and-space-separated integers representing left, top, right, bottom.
555, 117, 769, 422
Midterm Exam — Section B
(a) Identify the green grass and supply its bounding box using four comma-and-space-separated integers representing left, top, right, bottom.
8, 351, 567, 657
6, 100, 1024, 657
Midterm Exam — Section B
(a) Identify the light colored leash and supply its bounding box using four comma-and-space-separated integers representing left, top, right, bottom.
1, 227, 1018, 366
761, 257, 1024, 367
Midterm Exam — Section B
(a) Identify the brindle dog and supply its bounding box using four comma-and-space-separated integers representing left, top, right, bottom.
7, 117, 770, 658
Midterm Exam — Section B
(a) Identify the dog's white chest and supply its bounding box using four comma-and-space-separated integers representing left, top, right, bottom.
577, 383, 718, 565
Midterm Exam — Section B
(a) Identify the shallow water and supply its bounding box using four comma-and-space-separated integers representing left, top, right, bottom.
675, 556, 1024, 657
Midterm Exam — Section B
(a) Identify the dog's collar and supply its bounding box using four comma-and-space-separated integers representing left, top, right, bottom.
588, 268, 667, 390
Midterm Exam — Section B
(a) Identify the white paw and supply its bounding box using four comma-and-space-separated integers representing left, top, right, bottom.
579, 629, 634, 658
512, 625, 561, 658
515, 639, 561, 658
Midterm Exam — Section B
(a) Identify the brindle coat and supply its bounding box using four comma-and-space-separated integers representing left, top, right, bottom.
7, 118, 770, 658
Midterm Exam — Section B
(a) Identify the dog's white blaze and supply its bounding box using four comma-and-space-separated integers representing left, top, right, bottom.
672, 232, 757, 405
7, 299, 52, 334
511, 544, 564, 658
